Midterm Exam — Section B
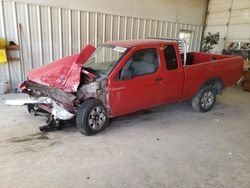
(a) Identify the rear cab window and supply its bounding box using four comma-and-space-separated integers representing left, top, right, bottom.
163, 45, 178, 70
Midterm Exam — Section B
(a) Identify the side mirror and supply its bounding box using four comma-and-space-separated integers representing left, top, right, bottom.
120, 68, 133, 80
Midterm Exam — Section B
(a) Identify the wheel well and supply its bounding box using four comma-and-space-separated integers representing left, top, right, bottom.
77, 97, 95, 106
200, 78, 224, 95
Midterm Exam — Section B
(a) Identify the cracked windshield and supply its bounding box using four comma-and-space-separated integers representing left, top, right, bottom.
83, 44, 127, 76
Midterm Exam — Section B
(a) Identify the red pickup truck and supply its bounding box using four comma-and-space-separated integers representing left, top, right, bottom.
18, 38, 243, 135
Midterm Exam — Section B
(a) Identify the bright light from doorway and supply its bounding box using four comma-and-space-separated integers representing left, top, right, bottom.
179, 30, 192, 52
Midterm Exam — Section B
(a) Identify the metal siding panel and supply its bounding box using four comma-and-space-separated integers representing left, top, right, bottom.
3, 1, 21, 89
80, 11, 88, 47
36, 5, 44, 67
227, 24, 250, 41
152, 20, 157, 37
28, 5, 41, 68
104, 14, 111, 42
89, 12, 96, 46
132, 18, 139, 39
48, 7, 53, 62
119, 16, 126, 40
16, 3, 32, 78
71, 10, 80, 54
138, 18, 144, 39
156, 21, 161, 37
208, 0, 232, 12
144, 19, 150, 38
206, 11, 230, 25
97, 13, 103, 46
136, 18, 140, 39
62, 9, 70, 57
58, 8, 63, 58
175, 23, 180, 38
169, 22, 174, 37
0, 1, 11, 90
126, 17, 132, 39
150, 20, 156, 37
112, 15, 119, 41
165, 22, 171, 37
163, 22, 167, 37
40, 6, 51, 65
205, 25, 228, 38
232, 0, 250, 9
51, 8, 61, 61
230, 9, 250, 24
94, 13, 97, 46
0, 1, 5, 38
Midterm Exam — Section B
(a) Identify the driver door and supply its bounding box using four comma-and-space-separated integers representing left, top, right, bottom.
109, 47, 162, 117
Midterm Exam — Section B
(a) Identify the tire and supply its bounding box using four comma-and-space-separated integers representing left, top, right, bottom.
76, 99, 109, 136
191, 85, 217, 113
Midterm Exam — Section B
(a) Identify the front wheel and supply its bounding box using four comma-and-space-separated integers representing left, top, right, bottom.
191, 85, 217, 112
76, 99, 109, 136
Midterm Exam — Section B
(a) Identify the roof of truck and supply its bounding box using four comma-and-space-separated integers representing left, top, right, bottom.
106, 39, 176, 48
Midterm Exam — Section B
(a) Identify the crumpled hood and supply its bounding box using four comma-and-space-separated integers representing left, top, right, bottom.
27, 45, 96, 92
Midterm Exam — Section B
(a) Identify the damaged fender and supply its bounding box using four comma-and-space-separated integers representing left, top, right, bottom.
24, 44, 96, 93
77, 79, 110, 114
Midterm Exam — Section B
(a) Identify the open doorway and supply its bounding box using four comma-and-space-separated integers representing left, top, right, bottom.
179, 30, 192, 52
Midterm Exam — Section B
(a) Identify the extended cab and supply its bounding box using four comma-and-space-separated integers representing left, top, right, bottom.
18, 38, 243, 135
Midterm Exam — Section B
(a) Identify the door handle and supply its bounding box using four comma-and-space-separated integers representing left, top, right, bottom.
155, 77, 163, 82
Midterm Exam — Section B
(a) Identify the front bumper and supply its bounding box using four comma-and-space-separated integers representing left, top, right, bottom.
6, 96, 75, 120
17, 80, 77, 120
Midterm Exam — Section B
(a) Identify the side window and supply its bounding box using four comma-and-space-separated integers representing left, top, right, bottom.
120, 49, 159, 79
163, 45, 178, 70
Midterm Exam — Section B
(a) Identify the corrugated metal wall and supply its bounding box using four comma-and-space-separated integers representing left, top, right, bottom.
0, 0, 203, 90
205, 0, 250, 53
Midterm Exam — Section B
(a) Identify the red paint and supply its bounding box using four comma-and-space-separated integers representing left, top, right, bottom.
20, 40, 243, 118
24, 44, 96, 92
107, 42, 243, 117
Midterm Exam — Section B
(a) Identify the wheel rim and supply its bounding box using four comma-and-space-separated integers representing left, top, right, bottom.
88, 106, 106, 130
201, 91, 214, 109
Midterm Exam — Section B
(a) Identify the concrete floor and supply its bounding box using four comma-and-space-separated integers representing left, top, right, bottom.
0, 86, 249, 188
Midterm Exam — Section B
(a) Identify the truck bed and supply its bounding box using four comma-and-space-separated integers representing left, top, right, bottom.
185, 52, 232, 66
182, 53, 243, 100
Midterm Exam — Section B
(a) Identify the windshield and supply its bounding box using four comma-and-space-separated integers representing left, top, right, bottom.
83, 44, 127, 76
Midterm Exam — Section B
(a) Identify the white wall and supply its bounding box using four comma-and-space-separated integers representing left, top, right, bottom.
5, 0, 207, 25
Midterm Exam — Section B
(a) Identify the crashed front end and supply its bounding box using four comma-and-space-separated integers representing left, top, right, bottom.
20, 80, 77, 120
16, 44, 110, 130
7, 43, 127, 133
19, 76, 109, 131
20, 77, 109, 115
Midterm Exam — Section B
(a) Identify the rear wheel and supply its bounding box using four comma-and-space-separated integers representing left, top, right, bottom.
191, 85, 217, 112
76, 99, 109, 136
